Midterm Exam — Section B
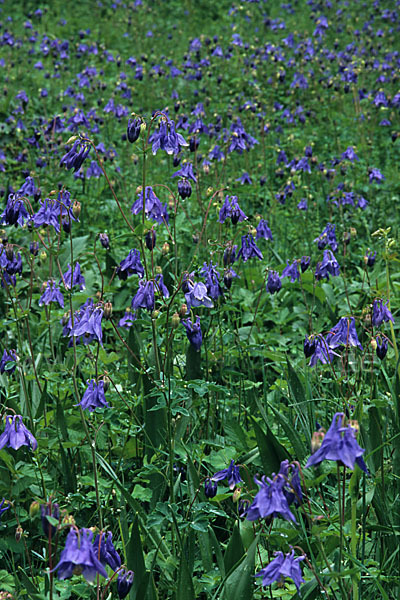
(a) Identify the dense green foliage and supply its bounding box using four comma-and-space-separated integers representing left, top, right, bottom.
0, 0, 399, 598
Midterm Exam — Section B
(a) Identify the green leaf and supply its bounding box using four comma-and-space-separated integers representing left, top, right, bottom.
185, 344, 202, 380
222, 535, 258, 600
127, 516, 151, 600
224, 522, 245, 573
252, 418, 291, 475
176, 549, 195, 600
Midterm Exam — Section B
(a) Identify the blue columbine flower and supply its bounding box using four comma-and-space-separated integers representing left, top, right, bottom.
60, 140, 91, 172
127, 117, 142, 143
315, 250, 340, 280
300, 256, 311, 272
246, 472, 297, 523
93, 531, 121, 571
201, 262, 222, 300
266, 270, 282, 294
372, 299, 394, 328
376, 337, 388, 360
39, 280, 64, 308
116, 249, 144, 280
281, 259, 300, 282
0, 349, 18, 375
0, 193, 30, 227
172, 161, 197, 182
204, 478, 218, 498
54, 528, 108, 582
369, 167, 385, 183
71, 303, 104, 345
341, 146, 359, 162
155, 274, 170, 298
238, 235, 263, 262
131, 186, 169, 224
131, 280, 155, 311
314, 223, 338, 252
149, 116, 188, 156
184, 281, 214, 310
255, 548, 305, 593
0, 415, 37, 451
61, 263, 86, 291
177, 179, 192, 199
308, 335, 339, 367
182, 316, 202, 351
364, 250, 376, 267
256, 219, 273, 241
118, 309, 137, 329
211, 459, 242, 490
77, 380, 109, 412
219, 195, 247, 225
327, 317, 363, 350
306, 412, 368, 472
117, 569, 135, 599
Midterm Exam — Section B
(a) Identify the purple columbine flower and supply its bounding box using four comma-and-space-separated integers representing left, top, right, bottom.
201, 262, 222, 300
281, 259, 300, 282
266, 270, 282, 294
61, 263, 86, 291
131, 280, 155, 311
116, 249, 144, 280
297, 198, 308, 210
204, 478, 218, 498
256, 219, 273, 241
117, 569, 135, 599
60, 140, 91, 172
219, 195, 247, 225
0, 349, 18, 375
172, 161, 197, 182
185, 281, 214, 310
127, 117, 142, 143
211, 459, 242, 490
0, 193, 30, 227
93, 531, 121, 571
99, 233, 110, 249
39, 280, 64, 308
177, 179, 192, 199
308, 335, 339, 367
364, 250, 376, 267
369, 167, 385, 183
0, 498, 9, 521
77, 380, 108, 412
131, 186, 169, 225
148, 116, 188, 156
71, 304, 104, 345
255, 548, 305, 593
155, 274, 170, 298
53, 527, 108, 582
304, 335, 317, 358
376, 337, 388, 360
236, 172, 252, 185
246, 472, 297, 523
300, 256, 311, 272
118, 309, 137, 329
237, 235, 263, 262
372, 299, 394, 328
306, 412, 368, 472
223, 244, 238, 266
182, 316, 202, 351
341, 146, 359, 162
315, 250, 340, 280
0, 415, 37, 451
314, 223, 338, 252
327, 317, 363, 350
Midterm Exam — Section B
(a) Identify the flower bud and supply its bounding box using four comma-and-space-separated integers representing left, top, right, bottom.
0, 229, 8, 244
179, 304, 188, 318
370, 338, 377, 351
171, 312, 180, 329
117, 569, 135, 599
61, 311, 70, 326
29, 500, 40, 518
62, 514, 75, 526
72, 201, 81, 219
5, 244, 14, 261
104, 302, 113, 319
162, 242, 170, 255
102, 376, 110, 392
151, 310, 160, 320
30, 241, 40, 256
204, 479, 218, 499
145, 229, 156, 250
15, 526, 23, 543
232, 487, 241, 503
99, 233, 110, 249
348, 420, 359, 435
311, 431, 325, 454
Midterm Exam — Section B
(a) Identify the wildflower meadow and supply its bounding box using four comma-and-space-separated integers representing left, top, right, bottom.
0, 0, 399, 598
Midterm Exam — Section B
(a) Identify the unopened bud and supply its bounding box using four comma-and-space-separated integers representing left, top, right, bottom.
145, 229, 156, 251
136, 185, 143, 195
232, 487, 241, 503
15, 526, 23, 543
39, 251, 47, 261
348, 419, 359, 434
72, 201, 81, 219
206, 186, 213, 196
62, 514, 75, 526
96, 291, 102, 301
102, 376, 110, 392
370, 338, 377, 351
179, 304, 188, 318
311, 431, 325, 454
61, 311, 70, 326
162, 242, 170, 255
151, 310, 160, 320
0, 229, 8, 244
30, 500, 40, 518
171, 313, 180, 329
104, 302, 113, 319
